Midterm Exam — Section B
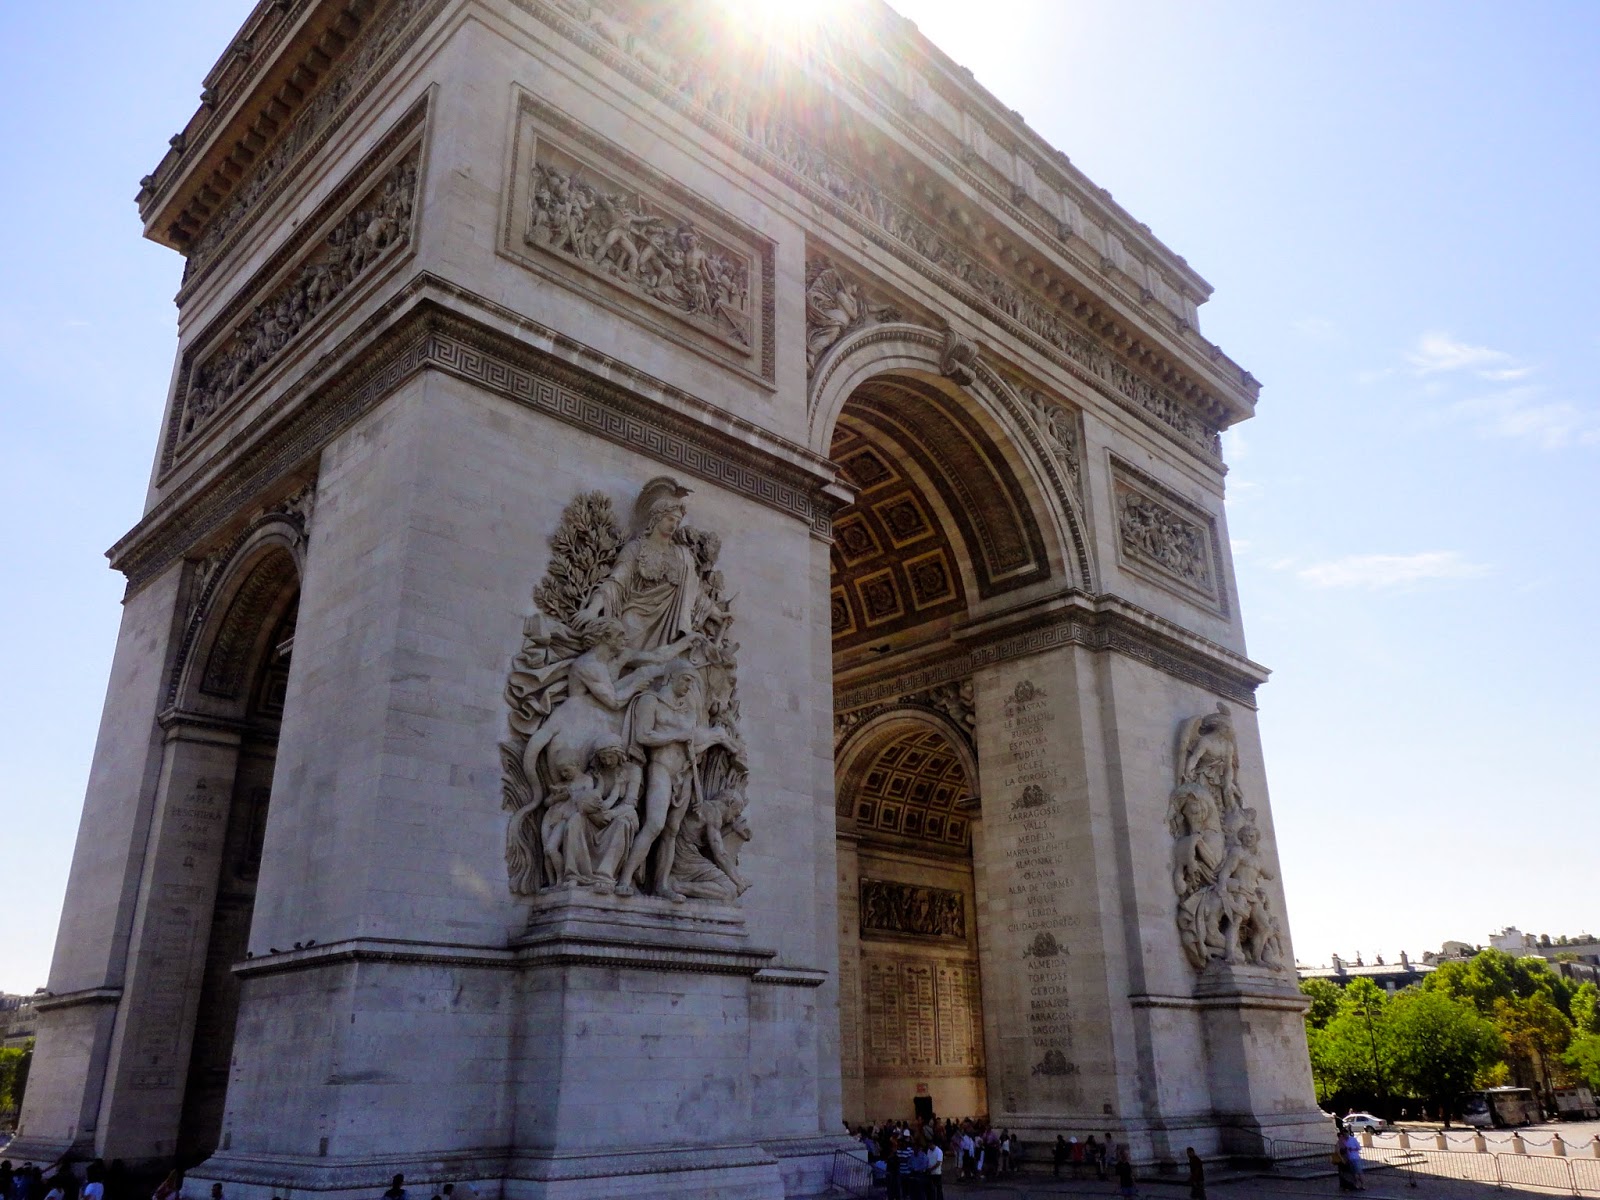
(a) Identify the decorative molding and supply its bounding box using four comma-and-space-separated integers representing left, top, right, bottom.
32, 986, 123, 1014
167, 140, 421, 466
859, 878, 965, 940
503, 0, 1235, 461
1110, 455, 1228, 615
835, 597, 1264, 712
503, 92, 775, 383
166, 483, 314, 709
167, 0, 445, 281
832, 679, 974, 754
112, 288, 837, 594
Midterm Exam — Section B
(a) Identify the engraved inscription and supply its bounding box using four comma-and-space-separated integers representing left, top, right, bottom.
862, 955, 983, 1072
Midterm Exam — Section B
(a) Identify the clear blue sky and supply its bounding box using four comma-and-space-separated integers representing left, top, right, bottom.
1, 1, 1596, 993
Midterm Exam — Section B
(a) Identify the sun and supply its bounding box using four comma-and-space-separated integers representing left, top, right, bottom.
710, 0, 856, 37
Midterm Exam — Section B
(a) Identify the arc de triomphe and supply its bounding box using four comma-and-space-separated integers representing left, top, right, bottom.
12, 1, 1323, 1196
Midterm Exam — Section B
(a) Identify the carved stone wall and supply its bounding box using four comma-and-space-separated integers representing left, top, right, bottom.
500, 478, 750, 903
167, 125, 423, 467
503, 92, 775, 383
1111, 458, 1226, 613
859, 878, 965, 940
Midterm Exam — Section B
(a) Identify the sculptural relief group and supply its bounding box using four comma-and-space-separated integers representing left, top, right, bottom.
1168, 704, 1286, 972
501, 478, 751, 903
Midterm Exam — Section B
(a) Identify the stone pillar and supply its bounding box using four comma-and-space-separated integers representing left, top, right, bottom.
1553, 1134, 1566, 1157
835, 834, 864, 1123
95, 715, 245, 1162
9, 566, 187, 1161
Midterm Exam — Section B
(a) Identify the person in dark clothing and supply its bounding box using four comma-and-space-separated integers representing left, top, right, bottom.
1186, 1148, 1206, 1200
1116, 1148, 1136, 1199
1053, 1136, 1067, 1178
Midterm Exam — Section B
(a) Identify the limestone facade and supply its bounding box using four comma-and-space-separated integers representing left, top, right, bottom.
12, 1, 1323, 1195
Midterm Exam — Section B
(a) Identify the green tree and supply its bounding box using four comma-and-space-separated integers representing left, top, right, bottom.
1563, 1033, 1600, 1089
1385, 990, 1503, 1126
1301, 978, 1342, 1029
1424, 949, 1578, 1019
1307, 979, 1397, 1112
1495, 993, 1574, 1092
0, 1040, 32, 1115
1571, 982, 1600, 1035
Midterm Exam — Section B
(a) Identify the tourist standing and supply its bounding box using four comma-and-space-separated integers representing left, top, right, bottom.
381, 1176, 406, 1200
1186, 1148, 1206, 1200
926, 1135, 944, 1200
1102, 1135, 1119, 1181
1116, 1147, 1137, 1200
959, 1129, 976, 1181
1053, 1135, 1067, 1178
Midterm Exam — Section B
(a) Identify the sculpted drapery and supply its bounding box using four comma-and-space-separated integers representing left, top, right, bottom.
501, 478, 749, 902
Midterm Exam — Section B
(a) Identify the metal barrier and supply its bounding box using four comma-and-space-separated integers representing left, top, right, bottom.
1268, 1133, 1600, 1196
829, 1148, 873, 1198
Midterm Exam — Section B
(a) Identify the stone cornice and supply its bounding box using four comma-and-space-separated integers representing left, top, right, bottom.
584, 0, 1257, 422
108, 276, 839, 593
32, 986, 123, 1014
833, 588, 1268, 712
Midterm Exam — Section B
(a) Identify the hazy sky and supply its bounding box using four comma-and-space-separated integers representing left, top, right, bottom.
0, 1, 1596, 993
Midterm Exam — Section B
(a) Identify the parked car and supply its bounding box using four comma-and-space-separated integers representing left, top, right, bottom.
1343, 1113, 1387, 1133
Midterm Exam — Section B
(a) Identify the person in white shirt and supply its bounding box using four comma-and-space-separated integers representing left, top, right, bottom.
926, 1140, 944, 1200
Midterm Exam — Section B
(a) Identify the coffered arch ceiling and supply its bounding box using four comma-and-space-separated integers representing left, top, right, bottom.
838, 724, 975, 854
829, 373, 1051, 653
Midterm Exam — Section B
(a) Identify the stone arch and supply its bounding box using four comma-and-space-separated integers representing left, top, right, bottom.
169, 515, 307, 715
808, 321, 1094, 593
835, 708, 980, 852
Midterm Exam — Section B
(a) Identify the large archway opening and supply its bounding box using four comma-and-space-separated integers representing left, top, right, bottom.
172, 542, 301, 1165
829, 369, 1054, 1126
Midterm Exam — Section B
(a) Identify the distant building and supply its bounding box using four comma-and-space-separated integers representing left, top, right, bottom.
0, 992, 38, 1048
1297, 951, 1433, 993
1424, 928, 1600, 984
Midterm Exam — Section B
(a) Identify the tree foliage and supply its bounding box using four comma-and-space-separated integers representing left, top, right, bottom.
1385, 990, 1503, 1126
0, 1040, 32, 1114
1563, 1033, 1600, 1089
1301, 977, 1342, 1029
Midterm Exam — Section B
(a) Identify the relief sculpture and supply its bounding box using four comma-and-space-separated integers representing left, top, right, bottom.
501, 478, 749, 903
180, 153, 418, 443
526, 159, 752, 348
1116, 483, 1214, 593
860, 878, 965, 939
1169, 704, 1286, 972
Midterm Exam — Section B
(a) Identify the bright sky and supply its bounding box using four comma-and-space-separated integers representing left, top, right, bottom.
0, 2, 1596, 994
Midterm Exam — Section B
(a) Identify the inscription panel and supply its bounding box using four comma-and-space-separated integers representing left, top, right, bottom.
983, 677, 1086, 1105
860, 954, 983, 1075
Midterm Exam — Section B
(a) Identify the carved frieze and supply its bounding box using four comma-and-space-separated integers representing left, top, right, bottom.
173, 150, 419, 453
805, 255, 902, 375
179, 0, 441, 283
505, 94, 774, 381
500, 478, 750, 903
860, 878, 965, 940
1111, 461, 1224, 611
1169, 704, 1286, 973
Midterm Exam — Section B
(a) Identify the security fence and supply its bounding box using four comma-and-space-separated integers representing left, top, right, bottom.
1267, 1129, 1600, 1197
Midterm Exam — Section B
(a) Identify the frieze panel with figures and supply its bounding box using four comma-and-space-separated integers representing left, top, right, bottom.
860, 878, 966, 940
1111, 458, 1227, 614
504, 93, 774, 383
166, 145, 420, 466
